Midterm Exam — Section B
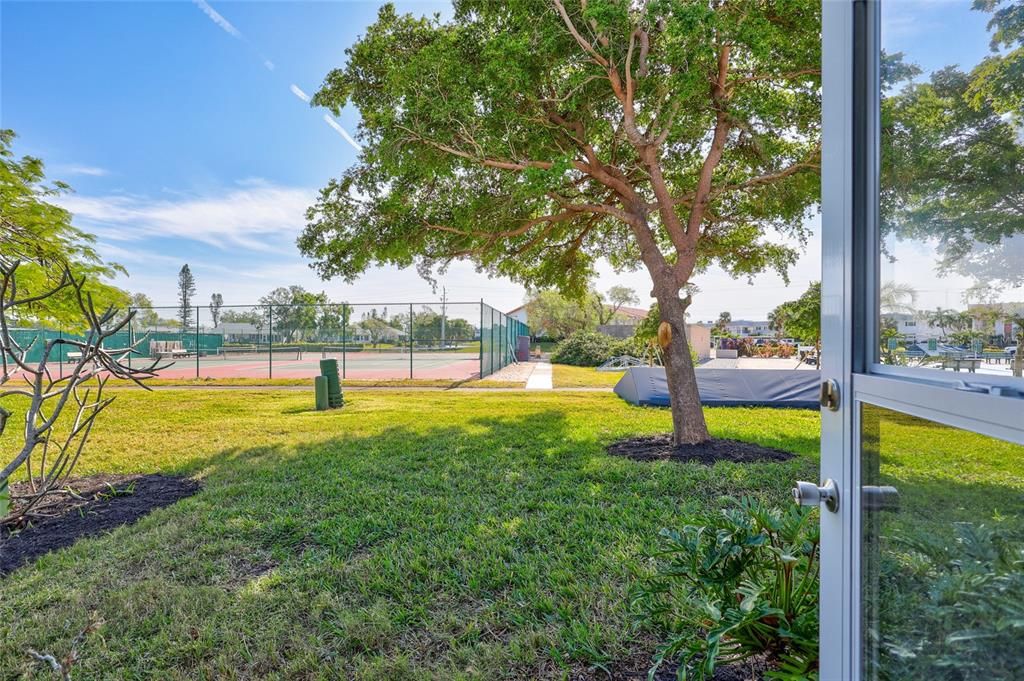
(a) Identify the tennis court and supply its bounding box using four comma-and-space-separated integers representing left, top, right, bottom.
131, 346, 484, 380
32, 300, 528, 382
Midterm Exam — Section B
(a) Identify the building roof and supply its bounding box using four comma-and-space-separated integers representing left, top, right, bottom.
614, 306, 649, 320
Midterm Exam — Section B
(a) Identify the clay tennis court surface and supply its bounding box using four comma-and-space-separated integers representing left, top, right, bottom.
115, 349, 482, 380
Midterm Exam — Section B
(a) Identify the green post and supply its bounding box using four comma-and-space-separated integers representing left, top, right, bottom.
268, 305, 274, 380
342, 304, 347, 379
479, 300, 484, 378
314, 375, 329, 411
195, 305, 200, 378
409, 302, 414, 379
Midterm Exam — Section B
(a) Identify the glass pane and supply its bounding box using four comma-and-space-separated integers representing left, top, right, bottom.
878, 0, 1023, 382
860, 404, 1024, 680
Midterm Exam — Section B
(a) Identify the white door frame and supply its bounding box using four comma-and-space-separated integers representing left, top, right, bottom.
820, 1, 1024, 678
819, 2, 857, 677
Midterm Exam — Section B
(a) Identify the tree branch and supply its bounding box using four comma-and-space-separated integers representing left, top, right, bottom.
551, 0, 609, 67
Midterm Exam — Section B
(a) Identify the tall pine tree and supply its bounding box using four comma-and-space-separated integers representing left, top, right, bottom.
177, 264, 196, 330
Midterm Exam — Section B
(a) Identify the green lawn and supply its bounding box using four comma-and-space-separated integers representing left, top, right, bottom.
0, 390, 818, 679
551, 364, 625, 388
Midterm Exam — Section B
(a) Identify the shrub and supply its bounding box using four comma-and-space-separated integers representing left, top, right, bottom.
873, 522, 1024, 679
550, 330, 617, 366
633, 497, 819, 680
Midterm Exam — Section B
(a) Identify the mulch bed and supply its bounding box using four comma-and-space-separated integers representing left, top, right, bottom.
1, 473, 201, 576
606, 435, 794, 464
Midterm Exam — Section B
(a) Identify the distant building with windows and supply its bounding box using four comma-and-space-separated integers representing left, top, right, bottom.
881, 313, 943, 344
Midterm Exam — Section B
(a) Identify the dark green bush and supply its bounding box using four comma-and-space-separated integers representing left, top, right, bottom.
872, 522, 1024, 679
550, 330, 618, 366
633, 497, 819, 680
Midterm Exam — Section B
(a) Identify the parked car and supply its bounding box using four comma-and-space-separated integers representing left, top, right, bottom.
1007, 346, 1019, 357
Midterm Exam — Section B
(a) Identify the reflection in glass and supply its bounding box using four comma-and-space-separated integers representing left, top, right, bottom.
879, 0, 1024, 380
860, 405, 1024, 679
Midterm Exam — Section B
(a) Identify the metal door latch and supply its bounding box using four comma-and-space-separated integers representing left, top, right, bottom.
793, 478, 840, 513
862, 485, 900, 512
820, 378, 840, 411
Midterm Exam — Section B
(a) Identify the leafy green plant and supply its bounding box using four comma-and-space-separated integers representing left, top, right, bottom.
633, 497, 819, 680
873, 522, 1024, 679
550, 330, 617, 366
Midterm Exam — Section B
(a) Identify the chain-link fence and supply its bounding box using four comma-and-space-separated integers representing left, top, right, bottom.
10, 301, 528, 381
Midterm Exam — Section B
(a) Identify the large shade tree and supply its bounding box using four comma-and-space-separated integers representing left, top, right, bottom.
301, 0, 821, 443
881, 1, 1024, 291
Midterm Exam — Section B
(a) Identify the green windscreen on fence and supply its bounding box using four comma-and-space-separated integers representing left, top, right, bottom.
6, 301, 527, 381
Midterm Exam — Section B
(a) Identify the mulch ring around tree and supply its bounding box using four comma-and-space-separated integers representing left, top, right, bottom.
1, 473, 201, 576
607, 434, 795, 465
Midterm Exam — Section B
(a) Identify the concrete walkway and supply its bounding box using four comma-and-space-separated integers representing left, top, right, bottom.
525, 360, 553, 390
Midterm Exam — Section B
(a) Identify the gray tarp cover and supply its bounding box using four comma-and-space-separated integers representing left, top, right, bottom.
614, 367, 820, 408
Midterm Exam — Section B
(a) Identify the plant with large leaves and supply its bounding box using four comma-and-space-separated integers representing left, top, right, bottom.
633, 497, 820, 679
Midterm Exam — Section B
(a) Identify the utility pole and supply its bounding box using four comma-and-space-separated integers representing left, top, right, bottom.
440, 286, 447, 349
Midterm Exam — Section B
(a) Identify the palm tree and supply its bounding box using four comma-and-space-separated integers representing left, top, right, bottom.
880, 281, 918, 316
925, 307, 966, 339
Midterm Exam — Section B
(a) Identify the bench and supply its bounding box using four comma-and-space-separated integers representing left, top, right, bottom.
943, 357, 982, 373
150, 340, 193, 359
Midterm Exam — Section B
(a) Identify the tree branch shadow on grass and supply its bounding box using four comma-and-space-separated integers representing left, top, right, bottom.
1, 408, 819, 680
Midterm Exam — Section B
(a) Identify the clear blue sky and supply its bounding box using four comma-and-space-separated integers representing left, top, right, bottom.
0, 0, 1005, 319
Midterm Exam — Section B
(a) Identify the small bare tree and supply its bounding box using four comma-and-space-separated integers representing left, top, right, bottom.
0, 249, 164, 525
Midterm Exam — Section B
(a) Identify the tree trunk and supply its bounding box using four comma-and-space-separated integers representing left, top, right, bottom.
657, 294, 710, 445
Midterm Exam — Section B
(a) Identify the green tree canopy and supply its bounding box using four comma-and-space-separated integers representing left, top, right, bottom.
0, 129, 127, 329
525, 289, 598, 339
769, 281, 819, 345
301, 0, 821, 443
258, 286, 328, 342
881, 1, 1024, 290
593, 285, 639, 324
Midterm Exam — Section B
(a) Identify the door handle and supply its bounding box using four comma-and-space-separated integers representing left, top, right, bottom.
862, 485, 900, 512
793, 478, 839, 512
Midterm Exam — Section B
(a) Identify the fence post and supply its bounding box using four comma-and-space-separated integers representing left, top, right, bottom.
479, 300, 484, 378
409, 303, 414, 379
490, 306, 495, 375
58, 326, 64, 379
195, 305, 200, 378
268, 305, 274, 380
127, 313, 133, 371
342, 305, 347, 379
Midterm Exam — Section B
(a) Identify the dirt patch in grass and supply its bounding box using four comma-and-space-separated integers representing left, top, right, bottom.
607, 434, 794, 465
1, 473, 201, 576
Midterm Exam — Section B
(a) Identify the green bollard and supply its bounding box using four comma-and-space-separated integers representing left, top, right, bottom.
314, 375, 329, 411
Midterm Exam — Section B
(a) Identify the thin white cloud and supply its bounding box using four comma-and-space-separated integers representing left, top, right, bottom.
191, 0, 241, 39
263, 59, 275, 71
323, 115, 362, 152
290, 84, 311, 103
58, 182, 315, 252
55, 164, 109, 177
